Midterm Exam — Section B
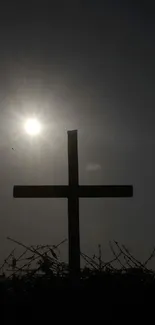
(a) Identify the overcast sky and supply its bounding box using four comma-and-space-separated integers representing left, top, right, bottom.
0, 1, 155, 265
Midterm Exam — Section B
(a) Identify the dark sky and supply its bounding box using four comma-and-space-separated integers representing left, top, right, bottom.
0, 1, 155, 264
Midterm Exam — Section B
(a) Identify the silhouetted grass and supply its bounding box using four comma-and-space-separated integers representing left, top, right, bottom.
0, 237, 155, 318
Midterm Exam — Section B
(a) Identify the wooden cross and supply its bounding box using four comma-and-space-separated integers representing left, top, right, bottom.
13, 130, 133, 277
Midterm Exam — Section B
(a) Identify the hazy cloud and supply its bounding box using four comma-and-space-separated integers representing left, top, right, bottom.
86, 162, 102, 172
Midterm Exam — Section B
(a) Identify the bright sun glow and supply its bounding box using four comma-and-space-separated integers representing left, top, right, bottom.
25, 118, 41, 136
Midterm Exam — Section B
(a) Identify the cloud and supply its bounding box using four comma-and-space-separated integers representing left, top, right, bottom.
86, 162, 102, 172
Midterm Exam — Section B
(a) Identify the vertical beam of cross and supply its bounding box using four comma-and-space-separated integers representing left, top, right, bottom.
68, 130, 80, 277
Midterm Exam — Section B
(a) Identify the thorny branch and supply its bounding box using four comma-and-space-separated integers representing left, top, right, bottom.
0, 238, 155, 283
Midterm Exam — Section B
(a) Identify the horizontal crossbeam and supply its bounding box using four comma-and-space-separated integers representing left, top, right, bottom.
79, 185, 133, 197
13, 185, 133, 198
13, 185, 68, 198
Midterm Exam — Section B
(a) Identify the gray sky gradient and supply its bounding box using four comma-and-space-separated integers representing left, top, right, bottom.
0, 1, 155, 265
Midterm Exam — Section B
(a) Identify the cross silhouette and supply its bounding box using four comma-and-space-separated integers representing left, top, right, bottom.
13, 130, 133, 277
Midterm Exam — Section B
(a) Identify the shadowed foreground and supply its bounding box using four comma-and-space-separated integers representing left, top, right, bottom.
0, 238, 154, 319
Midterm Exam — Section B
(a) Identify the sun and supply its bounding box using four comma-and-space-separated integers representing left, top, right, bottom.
24, 118, 41, 136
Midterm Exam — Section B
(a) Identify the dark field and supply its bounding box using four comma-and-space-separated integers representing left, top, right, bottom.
0, 238, 154, 319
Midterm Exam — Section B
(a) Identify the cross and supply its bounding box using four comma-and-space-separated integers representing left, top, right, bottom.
13, 130, 133, 277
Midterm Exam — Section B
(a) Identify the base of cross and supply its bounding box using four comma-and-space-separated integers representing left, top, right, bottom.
13, 130, 133, 280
